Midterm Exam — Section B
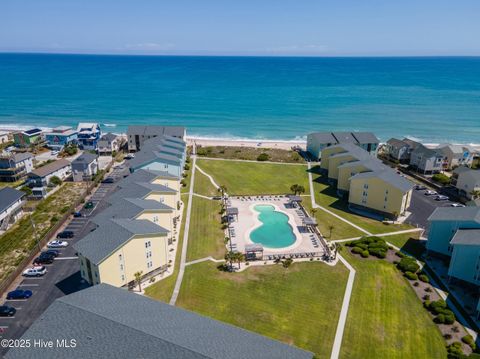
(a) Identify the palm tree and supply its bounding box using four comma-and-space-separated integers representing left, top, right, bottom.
224, 251, 236, 270
134, 271, 143, 292
311, 208, 318, 216
290, 184, 305, 195
234, 252, 245, 269
328, 225, 335, 238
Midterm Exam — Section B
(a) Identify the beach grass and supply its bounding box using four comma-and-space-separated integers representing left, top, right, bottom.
176, 260, 348, 358
340, 250, 447, 359
310, 168, 413, 234
186, 196, 225, 262
196, 145, 305, 163
144, 195, 190, 303
196, 159, 309, 195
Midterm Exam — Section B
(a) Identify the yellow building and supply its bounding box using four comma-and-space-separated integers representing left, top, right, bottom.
327, 153, 358, 180
75, 218, 170, 287
320, 144, 350, 170
337, 159, 385, 192
348, 170, 413, 219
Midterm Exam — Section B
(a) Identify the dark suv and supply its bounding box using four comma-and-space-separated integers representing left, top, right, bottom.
57, 230, 74, 239
33, 253, 55, 265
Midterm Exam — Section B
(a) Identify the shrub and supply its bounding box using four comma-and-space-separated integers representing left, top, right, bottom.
257, 153, 270, 161
444, 334, 452, 340
432, 173, 451, 185
463, 335, 476, 349
413, 281, 419, 287
446, 342, 464, 357
395, 251, 406, 258
444, 314, 455, 325
180, 179, 187, 187
351, 246, 364, 255
425, 287, 432, 293
419, 274, 430, 283
429, 299, 447, 315
20, 185, 32, 196
423, 294, 430, 301
434, 314, 445, 324
397, 256, 420, 273
184, 164, 190, 171
361, 250, 369, 258
369, 247, 386, 258
49, 175, 62, 187
354, 243, 368, 250
404, 271, 418, 280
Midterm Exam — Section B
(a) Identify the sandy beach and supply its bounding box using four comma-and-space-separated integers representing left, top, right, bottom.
186, 136, 305, 150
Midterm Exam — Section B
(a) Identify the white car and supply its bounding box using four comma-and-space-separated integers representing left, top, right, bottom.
23, 266, 47, 277
435, 195, 449, 201
450, 203, 465, 207
47, 240, 69, 248
125, 154, 135, 159
424, 190, 437, 196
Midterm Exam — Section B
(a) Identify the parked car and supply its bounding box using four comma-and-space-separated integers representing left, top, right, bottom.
47, 240, 69, 248
73, 211, 83, 218
84, 201, 95, 209
424, 190, 437, 196
33, 255, 54, 265
125, 153, 135, 159
101, 177, 115, 184
57, 230, 74, 239
435, 195, 449, 201
6, 289, 33, 300
0, 305, 17, 317
450, 203, 466, 207
414, 185, 427, 190
23, 266, 47, 277
42, 249, 60, 257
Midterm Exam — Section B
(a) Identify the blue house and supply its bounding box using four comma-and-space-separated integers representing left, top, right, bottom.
45, 126, 78, 150
426, 207, 480, 257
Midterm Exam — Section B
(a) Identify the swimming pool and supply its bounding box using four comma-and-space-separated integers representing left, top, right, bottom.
250, 205, 296, 248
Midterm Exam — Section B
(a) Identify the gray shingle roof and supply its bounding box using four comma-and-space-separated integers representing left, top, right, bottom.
74, 218, 168, 265
350, 168, 414, 193
29, 159, 71, 178
412, 144, 441, 158
127, 125, 185, 139
332, 132, 357, 143
72, 152, 98, 165
6, 284, 312, 359
386, 138, 408, 149
308, 132, 337, 144
337, 158, 386, 172
428, 207, 480, 222
352, 132, 379, 144
450, 229, 480, 246
402, 138, 421, 150
142, 168, 178, 179
101, 132, 117, 142
0, 187, 24, 213
13, 152, 34, 162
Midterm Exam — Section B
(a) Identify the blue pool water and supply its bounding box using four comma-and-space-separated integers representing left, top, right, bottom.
250, 205, 296, 249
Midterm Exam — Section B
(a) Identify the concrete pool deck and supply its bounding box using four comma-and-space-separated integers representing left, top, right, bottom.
226, 196, 325, 257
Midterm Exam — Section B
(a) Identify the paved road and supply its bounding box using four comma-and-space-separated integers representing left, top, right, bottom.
0, 178, 118, 355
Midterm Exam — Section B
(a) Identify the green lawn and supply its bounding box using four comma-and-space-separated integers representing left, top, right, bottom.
194, 169, 219, 197
196, 146, 305, 163
177, 261, 349, 358
197, 159, 309, 195
340, 250, 447, 359
0, 179, 25, 188
310, 168, 413, 234
303, 197, 364, 240
0, 183, 84, 285
186, 196, 225, 261
382, 232, 426, 260
145, 195, 190, 303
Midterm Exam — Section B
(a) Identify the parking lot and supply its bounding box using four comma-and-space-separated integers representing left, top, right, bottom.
406, 187, 461, 233
0, 170, 122, 354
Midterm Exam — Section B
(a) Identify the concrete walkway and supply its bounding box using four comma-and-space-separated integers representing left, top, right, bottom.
330, 253, 356, 359
185, 256, 226, 266
332, 228, 424, 243
195, 164, 221, 190
307, 162, 372, 236
170, 154, 197, 306
192, 193, 215, 201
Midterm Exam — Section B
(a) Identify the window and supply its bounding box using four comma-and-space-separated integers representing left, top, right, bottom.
153, 216, 158, 223
118, 254, 122, 260
363, 184, 369, 189
120, 264, 123, 271
121, 275, 125, 281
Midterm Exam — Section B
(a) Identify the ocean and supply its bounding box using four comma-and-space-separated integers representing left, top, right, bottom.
0, 53, 479, 144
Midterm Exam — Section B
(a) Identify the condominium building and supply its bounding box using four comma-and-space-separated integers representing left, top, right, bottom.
307, 131, 379, 160
127, 125, 186, 152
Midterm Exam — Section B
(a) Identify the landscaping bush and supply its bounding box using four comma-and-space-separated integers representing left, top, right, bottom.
20, 185, 32, 196
423, 294, 430, 300
369, 247, 387, 258
413, 281, 419, 287
49, 175, 62, 187
257, 153, 270, 161
180, 179, 187, 187
434, 313, 446, 324
184, 164, 190, 171
354, 243, 368, 250
404, 271, 418, 280
428, 299, 447, 314
446, 342, 464, 357
432, 173, 451, 185
419, 274, 430, 283
351, 247, 364, 255
361, 250, 369, 258
397, 256, 420, 273
444, 334, 452, 340
395, 251, 406, 258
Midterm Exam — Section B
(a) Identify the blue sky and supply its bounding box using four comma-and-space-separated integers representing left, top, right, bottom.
1, 0, 479, 56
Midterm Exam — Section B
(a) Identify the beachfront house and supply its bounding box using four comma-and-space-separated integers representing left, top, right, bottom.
306, 131, 379, 160
5, 284, 313, 359
426, 207, 480, 257
74, 217, 170, 287
71, 153, 99, 182
0, 131, 10, 144
45, 126, 78, 151
0, 187, 25, 231
409, 144, 443, 175
452, 167, 480, 200
98, 132, 122, 155
77, 123, 102, 150
13, 128, 43, 148
436, 144, 476, 170
384, 138, 414, 163
0, 152, 34, 182
27, 159, 71, 198
127, 125, 186, 152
